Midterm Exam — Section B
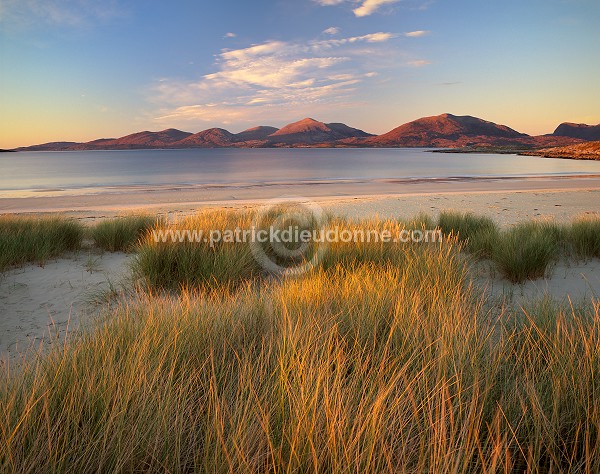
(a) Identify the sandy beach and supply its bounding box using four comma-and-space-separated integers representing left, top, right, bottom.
2, 180, 600, 363
2, 175, 600, 225
0, 251, 132, 363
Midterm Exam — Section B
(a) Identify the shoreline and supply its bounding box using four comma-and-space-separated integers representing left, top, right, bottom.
3, 175, 600, 219
3, 173, 600, 199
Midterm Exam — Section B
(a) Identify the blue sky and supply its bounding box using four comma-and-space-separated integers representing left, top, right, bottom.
1, 0, 599, 147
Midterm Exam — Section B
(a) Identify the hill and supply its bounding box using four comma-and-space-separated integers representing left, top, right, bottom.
234, 126, 279, 142
16, 141, 81, 151
266, 118, 372, 145
175, 128, 236, 148
69, 129, 192, 150
553, 123, 600, 141
356, 113, 527, 148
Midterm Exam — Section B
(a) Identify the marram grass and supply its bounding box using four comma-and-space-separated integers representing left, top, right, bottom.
91, 215, 155, 252
569, 215, 600, 259
2, 210, 600, 471
2, 237, 600, 472
437, 212, 569, 283
491, 220, 563, 283
133, 211, 448, 290
133, 210, 260, 290
438, 210, 500, 258
132, 209, 597, 290
0, 215, 83, 271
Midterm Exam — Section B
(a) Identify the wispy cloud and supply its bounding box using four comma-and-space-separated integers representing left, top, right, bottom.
224, 32, 236, 38
408, 59, 431, 67
353, 0, 400, 17
313, 0, 401, 17
313, 32, 396, 48
323, 26, 340, 35
152, 32, 396, 124
354, 32, 395, 42
404, 30, 430, 37
0, 0, 124, 27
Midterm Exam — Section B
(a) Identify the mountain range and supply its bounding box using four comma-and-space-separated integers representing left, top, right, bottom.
14, 114, 600, 151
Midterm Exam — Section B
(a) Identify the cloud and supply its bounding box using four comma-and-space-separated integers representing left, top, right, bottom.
152, 33, 395, 124
357, 32, 395, 42
353, 0, 400, 17
323, 26, 340, 35
0, 0, 124, 27
404, 30, 430, 37
224, 32, 236, 38
313, 0, 401, 17
407, 59, 431, 67
313, 32, 395, 49
206, 46, 347, 89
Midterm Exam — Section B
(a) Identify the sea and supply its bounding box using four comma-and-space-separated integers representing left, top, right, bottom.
2, 148, 600, 198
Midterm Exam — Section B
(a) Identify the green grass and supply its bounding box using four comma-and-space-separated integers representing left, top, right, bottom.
133, 210, 260, 290
437, 212, 568, 283
569, 216, 600, 259
491, 221, 562, 283
91, 215, 155, 252
437, 211, 500, 258
0, 215, 83, 271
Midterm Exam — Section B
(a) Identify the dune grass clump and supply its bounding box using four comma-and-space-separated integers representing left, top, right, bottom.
134, 208, 448, 290
3, 235, 600, 472
437, 212, 569, 283
251, 203, 327, 275
91, 215, 155, 252
491, 221, 562, 283
322, 217, 409, 269
321, 215, 445, 270
134, 210, 260, 290
569, 216, 600, 259
0, 215, 83, 271
402, 211, 436, 234
437, 211, 500, 258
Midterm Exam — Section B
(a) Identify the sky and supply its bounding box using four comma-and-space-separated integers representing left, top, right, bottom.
1, 0, 599, 148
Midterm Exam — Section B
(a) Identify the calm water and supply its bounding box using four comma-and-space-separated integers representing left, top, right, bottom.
2, 148, 600, 196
